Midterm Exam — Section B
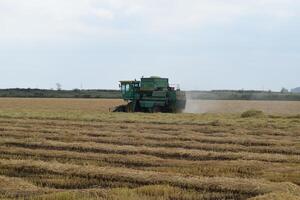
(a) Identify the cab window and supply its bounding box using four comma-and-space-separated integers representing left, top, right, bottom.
121, 84, 130, 94
121, 84, 126, 94
125, 84, 130, 92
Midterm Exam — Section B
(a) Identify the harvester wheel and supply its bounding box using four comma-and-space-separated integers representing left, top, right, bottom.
112, 105, 126, 112
152, 106, 161, 113
169, 104, 177, 113
126, 102, 134, 112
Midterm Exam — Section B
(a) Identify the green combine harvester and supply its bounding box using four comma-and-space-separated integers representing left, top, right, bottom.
113, 76, 186, 113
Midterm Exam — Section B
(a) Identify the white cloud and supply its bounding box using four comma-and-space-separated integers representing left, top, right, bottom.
0, 0, 298, 40
93, 9, 114, 20
133, 0, 299, 32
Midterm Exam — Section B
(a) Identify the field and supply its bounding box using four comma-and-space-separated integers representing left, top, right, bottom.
185, 100, 300, 115
0, 98, 299, 200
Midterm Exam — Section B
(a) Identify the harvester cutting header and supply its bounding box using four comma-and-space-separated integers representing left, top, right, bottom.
113, 76, 186, 113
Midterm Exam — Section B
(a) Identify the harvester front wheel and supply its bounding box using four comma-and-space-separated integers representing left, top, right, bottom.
126, 102, 134, 112
152, 106, 161, 113
112, 105, 127, 112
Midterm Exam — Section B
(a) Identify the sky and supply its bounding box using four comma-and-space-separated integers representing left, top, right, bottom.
0, 0, 299, 91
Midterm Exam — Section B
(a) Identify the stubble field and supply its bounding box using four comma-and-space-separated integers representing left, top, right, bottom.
0, 98, 299, 200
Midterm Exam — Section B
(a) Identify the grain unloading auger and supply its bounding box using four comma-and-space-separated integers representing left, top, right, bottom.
112, 76, 186, 113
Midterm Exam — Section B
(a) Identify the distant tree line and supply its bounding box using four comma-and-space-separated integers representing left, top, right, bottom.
0, 88, 300, 101
187, 90, 300, 101
0, 89, 121, 99
291, 87, 300, 93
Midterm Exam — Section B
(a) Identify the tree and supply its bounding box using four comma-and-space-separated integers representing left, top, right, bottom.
291, 87, 300, 93
281, 87, 289, 93
56, 83, 62, 91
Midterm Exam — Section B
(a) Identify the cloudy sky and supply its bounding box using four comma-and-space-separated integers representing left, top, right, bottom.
0, 0, 299, 90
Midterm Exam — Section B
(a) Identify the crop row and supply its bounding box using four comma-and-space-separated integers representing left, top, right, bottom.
2, 138, 299, 164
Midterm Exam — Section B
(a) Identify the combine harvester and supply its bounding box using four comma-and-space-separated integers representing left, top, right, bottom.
113, 76, 186, 113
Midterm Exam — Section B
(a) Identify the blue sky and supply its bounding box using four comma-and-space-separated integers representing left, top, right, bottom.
0, 0, 299, 91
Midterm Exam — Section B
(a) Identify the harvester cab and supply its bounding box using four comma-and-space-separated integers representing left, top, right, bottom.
113, 77, 186, 113
120, 80, 140, 100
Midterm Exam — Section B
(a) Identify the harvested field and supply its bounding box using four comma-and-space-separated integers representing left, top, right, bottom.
0, 98, 124, 113
184, 100, 300, 115
0, 98, 299, 200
